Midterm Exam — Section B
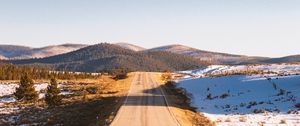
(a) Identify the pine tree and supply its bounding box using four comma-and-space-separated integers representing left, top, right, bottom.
14, 73, 38, 102
45, 78, 61, 107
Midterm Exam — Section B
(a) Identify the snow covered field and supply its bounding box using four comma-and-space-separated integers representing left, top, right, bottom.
0, 82, 70, 114
177, 64, 300, 126
180, 63, 300, 77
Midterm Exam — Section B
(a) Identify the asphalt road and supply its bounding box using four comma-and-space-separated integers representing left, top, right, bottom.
110, 72, 180, 126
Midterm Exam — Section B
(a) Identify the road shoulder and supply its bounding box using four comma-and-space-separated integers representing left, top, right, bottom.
155, 72, 216, 126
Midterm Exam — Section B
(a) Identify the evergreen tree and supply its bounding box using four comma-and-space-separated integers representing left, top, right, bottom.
45, 78, 61, 107
14, 73, 38, 102
0, 63, 99, 80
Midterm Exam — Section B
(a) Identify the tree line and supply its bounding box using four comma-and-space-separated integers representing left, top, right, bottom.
9, 43, 208, 72
0, 63, 100, 80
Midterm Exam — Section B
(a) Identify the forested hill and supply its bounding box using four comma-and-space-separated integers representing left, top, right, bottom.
8, 43, 208, 72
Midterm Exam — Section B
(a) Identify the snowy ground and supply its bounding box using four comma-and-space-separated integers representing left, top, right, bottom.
0, 82, 71, 114
180, 63, 300, 77
177, 64, 300, 126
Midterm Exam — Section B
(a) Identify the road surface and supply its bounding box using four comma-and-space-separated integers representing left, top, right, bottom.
110, 72, 180, 126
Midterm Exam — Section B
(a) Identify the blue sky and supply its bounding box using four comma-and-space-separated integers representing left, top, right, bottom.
0, 0, 299, 57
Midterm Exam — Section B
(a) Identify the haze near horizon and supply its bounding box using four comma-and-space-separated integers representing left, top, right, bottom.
0, 0, 299, 57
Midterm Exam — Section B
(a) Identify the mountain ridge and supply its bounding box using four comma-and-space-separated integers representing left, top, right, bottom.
0, 44, 88, 59
146, 44, 270, 64
2, 43, 300, 65
8, 43, 206, 72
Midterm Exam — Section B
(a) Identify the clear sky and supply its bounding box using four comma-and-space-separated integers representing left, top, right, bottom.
0, 0, 299, 57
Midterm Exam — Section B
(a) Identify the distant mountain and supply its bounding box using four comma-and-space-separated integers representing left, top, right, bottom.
0, 44, 88, 59
9, 43, 206, 72
3, 43, 300, 67
262, 55, 300, 63
0, 45, 32, 59
147, 44, 269, 65
29, 44, 88, 58
115, 42, 145, 51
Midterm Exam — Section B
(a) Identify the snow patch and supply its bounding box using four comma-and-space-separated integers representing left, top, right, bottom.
177, 64, 300, 126
180, 64, 300, 77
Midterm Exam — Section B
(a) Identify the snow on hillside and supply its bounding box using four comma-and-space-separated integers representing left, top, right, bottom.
115, 43, 145, 51
177, 64, 300, 126
180, 63, 300, 77
31, 44, 87, 58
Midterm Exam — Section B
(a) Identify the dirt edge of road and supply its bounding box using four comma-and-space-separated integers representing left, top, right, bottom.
105, 73, 135, 125
156, 73, 216, 126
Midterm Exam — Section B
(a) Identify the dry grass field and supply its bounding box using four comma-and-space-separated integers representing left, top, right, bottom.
0, 73, 134, 126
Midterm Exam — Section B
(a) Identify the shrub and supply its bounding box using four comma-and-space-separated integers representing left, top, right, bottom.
220, 93, 229, 99
253, 109, 265, 113
14, 73, 38, 102
161, 72, 172, 81
86, 86, 98, 94
113, 73, 128, 80
206, 93, 213, 100
45, 78, 62, 107
295, 103, 300, 108
249, 101, 257, 106
280, 120, 286, 124
247, 101, 257, 109
240, 103, 246, 107
225, 104, 230, 108
277, 89, 285, 96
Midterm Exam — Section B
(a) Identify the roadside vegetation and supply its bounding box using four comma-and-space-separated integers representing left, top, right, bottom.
206, 70, 276, 77
0, 69, 132, 125
160, 72, 215, 126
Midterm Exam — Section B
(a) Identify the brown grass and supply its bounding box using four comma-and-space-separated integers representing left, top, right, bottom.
224, 118, 231, 122
280, 120, 287, 124
0, 73, 134, 126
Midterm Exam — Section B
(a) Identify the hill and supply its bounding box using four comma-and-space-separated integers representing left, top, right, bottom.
30, 44, 88, 58
0, 44, 87, 59
8, 43, 206, 72
115, 42, 145, 51
262, 55, 300, 63
0, 45, 32, 59
3, 43, 300, 66
147, 44, 269, 65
